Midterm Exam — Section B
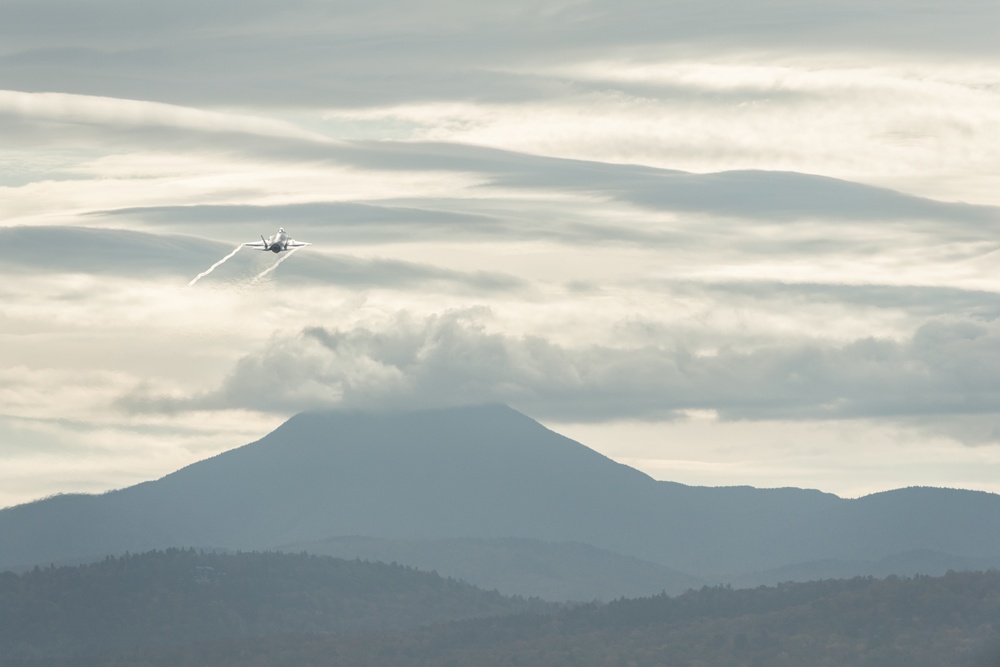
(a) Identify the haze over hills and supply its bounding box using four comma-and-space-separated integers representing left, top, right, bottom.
278, 536, 704, 601
2, 405, 999, 600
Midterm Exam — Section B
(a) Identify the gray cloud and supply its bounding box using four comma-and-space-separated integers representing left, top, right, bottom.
271, 253, 527, 293
2, 1, 998, 109
95, 202, 511, 243
0, 2, 579, 108
81, 139, 1000, 252
3, 82, 994, 242
657, 280, 1000, 323
480, 160, 1000, 226
92, 198, 689, 251
270, 140, 1000, 229
0, 226, 220, 276
119, 310, 1000, 442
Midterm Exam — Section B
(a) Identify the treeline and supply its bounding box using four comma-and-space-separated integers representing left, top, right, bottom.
0, 548, 551, 664
3, 550, 1000, 667
100, 570, 1000, 667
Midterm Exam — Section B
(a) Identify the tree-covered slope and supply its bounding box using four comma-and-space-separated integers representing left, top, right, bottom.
97, 570, 1000, 667
0, 549, 551, 664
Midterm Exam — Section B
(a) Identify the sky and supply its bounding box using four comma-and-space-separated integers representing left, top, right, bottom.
4, 0, 1000, 508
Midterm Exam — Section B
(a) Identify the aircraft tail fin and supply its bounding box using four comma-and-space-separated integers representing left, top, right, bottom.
261, 234, 269, 250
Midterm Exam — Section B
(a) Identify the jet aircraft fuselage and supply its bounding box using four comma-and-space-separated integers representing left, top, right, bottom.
244, 227, 310, 253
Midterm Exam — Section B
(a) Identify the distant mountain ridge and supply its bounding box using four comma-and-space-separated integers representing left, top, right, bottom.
278, 536, 704, 600
2, 405, 999, 599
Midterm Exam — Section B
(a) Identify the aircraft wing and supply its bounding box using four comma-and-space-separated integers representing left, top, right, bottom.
286, 240, 311, 247
243, 241, 269, 250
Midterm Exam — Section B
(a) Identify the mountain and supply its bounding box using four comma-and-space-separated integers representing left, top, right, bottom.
2, 405, 999, 596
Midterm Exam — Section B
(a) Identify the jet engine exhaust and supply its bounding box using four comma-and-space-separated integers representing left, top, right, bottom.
252, 245, 303, 283
188, 244, 244, 286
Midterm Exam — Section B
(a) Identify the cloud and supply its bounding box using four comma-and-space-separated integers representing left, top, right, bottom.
3, 2, 999, 205
483, 163, 1000, 226
96, 202, 511, 243
309, 141, 1000, 230
0, 2, 585, 109
316, 58, 1000, 204
3, 84, 996, 237
119, 309, 1000, 444
106, 140, 994, 229
0, 90, 330, 142
0, 225, 223, 276
0, 366, 135, 423
4, 2, 998, 108
658, 280, 1000, 325
0, 225, 525, 293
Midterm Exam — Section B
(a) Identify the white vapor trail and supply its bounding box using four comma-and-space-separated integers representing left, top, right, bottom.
252, 246, 304, 283
188, 244, 244, 286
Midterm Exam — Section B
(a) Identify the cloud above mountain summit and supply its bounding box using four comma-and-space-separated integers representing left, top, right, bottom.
118, 310, 1000, 447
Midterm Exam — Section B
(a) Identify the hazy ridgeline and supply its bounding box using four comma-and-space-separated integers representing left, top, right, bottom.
2, 550, 999, 667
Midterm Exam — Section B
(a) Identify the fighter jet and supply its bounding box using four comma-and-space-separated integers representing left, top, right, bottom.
244, 227, 310, 253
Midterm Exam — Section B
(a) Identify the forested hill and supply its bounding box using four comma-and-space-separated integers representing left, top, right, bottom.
0, 549, 552, 665
101, 570, 1000, 667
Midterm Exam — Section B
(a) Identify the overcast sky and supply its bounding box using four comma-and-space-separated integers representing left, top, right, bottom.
4, 0, 1000, 508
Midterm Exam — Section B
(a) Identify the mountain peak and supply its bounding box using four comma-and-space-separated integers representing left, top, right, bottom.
3, 405, 1000, 585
